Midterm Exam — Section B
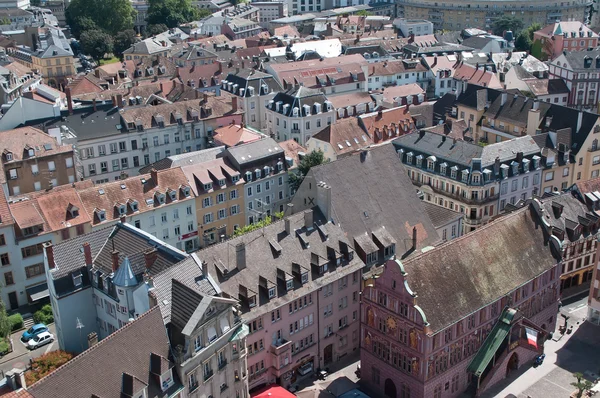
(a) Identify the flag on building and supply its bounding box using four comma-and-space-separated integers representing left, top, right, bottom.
525, 327, 538, 348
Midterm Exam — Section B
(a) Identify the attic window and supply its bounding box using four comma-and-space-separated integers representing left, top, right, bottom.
286, 279, 293, 290
301, 272, 308, 283
255, 169, 261, 179
117, 204, 126, 215
168, 190, 177, 201
145, 198, 154, 206
248, 295, 257, 308
96, 209, 106, 221
182, 186, 191, 197
155, 192, 166, 205
268, 287, 276, 298
232, 175, 240, 183
203, 183, 213, 191
245, 171, 252, 182
72, 271, 82, 287
28, 148, 34, 157
130, 200, 139, 212
218, 179, 226, 187
277, 161, 283, 171
5, 152, 12, 161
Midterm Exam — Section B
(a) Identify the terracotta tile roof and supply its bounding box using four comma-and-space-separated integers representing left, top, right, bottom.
311, 118, 373, 157
0, 127, 73, 185
359, 106, 415, 143
27, 307, 178, 398
73, 80, 197, 104
4, 59, 35, 78
327, 92, 375, 110
76, 168, 194, 225
381, 83, 425, 103
273, 58, 367, 89
368, 59, 427, 77
575, 176, 600, 194
9, 201, 46, 230
411, 34, 438, 47
119, 95, 240, 130
180, 157, 242, 196
213, 124, 263, 147
274, 25, 301, 38
176, 62, 222, 87
34, 188, 91, 231
65, 75, 104, 96
278, 140, 306, 169
402, 206, 559, 333
453, 63, 502, 89
188, 34, 231, 47
424, 118, 470, 141
0, 188, 13, 226
0, 389, 32, 397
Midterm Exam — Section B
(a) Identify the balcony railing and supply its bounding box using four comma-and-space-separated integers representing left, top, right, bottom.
221, 384, 229, 393
428, 183, 500, 205
218, 360, 228, 370
204, 369, 214, 382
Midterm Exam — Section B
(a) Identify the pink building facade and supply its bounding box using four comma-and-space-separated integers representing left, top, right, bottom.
360, 207, 561, 398
533, 22, 598, 60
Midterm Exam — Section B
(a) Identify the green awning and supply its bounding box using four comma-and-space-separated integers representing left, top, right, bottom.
229, 324, 249, 342
467, 308, 517, 377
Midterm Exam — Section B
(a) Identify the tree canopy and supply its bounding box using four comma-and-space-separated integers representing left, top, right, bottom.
289, 149, 327, 191
80, 29, 114, 62
146, 23, 169, 37
514, 30, 532, 51
571, 373, 594, 398
66, 0, 135, 37
147, 0, 200, 28
114, 29, 137, 58
491, 16, 524, 36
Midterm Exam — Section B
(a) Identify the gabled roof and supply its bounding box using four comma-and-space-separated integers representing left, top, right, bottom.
214, 124, 263, 147
401, 206, 559, 333
310, 118, 373, 156
138, 146, 226, 174
305, 144, 439, 255
27, 307, 180, 398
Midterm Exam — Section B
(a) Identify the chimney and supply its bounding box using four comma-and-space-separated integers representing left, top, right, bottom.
232, 96, 239, 112
120, 215, 126, 223
94, 69, 101, 79
144, 248, 158, 270
500, 92, 507, 106
203, 92, 208, 104
116, 94, 124, 108
304, 209, 313, 229
532, 99, 539, 110
87, 332, 98, 348
65, 87, 73, 115
412, 226, 417, 249
577, 111, 583, 132
44, 242, 55, 269
111, 250, 120, 273
160, 82, 164, 93
377, 109, 383, 119
516, 151, 523, 164
195, 89, 199, 100
83, 242, 92, 266
151, 168, 158, 183
285, 218, 291, 234
494, 156, 500, 175
92, 98, 97, 111
23, 91, 33, 99
432, 56, 437, 67
236, 243, 246, 270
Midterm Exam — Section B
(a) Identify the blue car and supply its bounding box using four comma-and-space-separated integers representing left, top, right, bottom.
21, 324, 48, 343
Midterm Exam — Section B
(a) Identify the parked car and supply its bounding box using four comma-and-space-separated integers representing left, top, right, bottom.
27, 332, 54, 350
21, 324, 48, 342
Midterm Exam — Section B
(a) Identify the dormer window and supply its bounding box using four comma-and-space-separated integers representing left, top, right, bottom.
203, 183, 212, 191
255, 169, 261, 180
168, 190, 177, 201
218, 179, 226, 187
472, 173, 480, 184
268, 287, 276, 298
406, 152, 413, 164
28, 148, 34, 157
249, 295, 257, 308
384, 244, 395, 258
182, 186, 191, 197
155, 192, 166, 205
522, 158, 530, 172
130, 200, 139, 212
245, 171, 252, 182
416, 155, 423, 168
427, 156, 436, 171
286, 279, 293, 290
450, 166, 458, 179
366, 251, 378, 265
511, 162, 518, 175
440, 162, 447, 175
483, 169, 492, 182
532, 156, 540, 169
263, 166, 270, 176
461, 169, 469, 182
277, 161, 283, 172
301, 272, 308, 283
232, 175, 240, 183
117, 204, 126, 215
96, 209, 106, 221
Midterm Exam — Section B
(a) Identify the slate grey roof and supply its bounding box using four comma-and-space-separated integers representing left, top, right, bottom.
112, 257, 138, 287
39, 105, 124, 142
422, 202, 462, 229
562, 49, 600, 70
28, 307, 180, 398
394, 131, 483, 167
225, 137, 284, 166
198, 210, 365, 318
224, 69, 283, 97
402, 205, 559, 333
151, 255, 218, 324
480, 135, 541, 165
484, 93, 551, 127
270, 86, 329, 117
307, 144, 440, 256
537, 192, 599, 243
139, 146, 226, 174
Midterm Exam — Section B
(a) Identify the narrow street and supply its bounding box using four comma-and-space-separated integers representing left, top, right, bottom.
0, 324, 58, 376
482, 293, 598, 398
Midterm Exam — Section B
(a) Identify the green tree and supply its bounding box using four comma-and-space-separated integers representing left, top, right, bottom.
289, 149, 327, 191
147, 0, 200, 28
80, 29, 114, 62
571, 373, 594, 398
66, 0, 135, 37
526, 22, 542, 40
356, 10, 372, 16
491, 16, 524, 37
146, 23, 168, 37
69, 16, 98, 39
0, 301, 11, 339
515, 29, 532, 51
197, 8, 212, 18
114, 29, 137, 58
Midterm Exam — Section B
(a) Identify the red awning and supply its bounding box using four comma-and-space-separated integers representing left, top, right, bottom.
252, 385, 296, 398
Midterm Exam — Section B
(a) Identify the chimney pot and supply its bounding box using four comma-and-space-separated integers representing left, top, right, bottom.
44, 242, 55, 269
150, 168, 158, 183
285, 218, 291, 234
144, 248, 158, 270
304, 209, 314, 229
112, 250, 120, 273
83, 242, 92, 266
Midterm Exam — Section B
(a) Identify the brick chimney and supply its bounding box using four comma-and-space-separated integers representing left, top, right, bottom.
83, 242, 92, 266
65, 87, 73, 115
112, 250, 120, 272
412, 226, 417, 250
151, 168, 158, 183
236, 243, 246, 270
203, 92, 208, 104
144, 248, 158, 270
44, 242, 55, 269
160, 82, 164, 93
92, 98, 97, 111
231, 96, 239, 112
116, 94, 124, 108
87, 332, 98, 348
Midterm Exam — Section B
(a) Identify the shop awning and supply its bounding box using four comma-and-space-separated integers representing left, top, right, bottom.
27, 283, 49, 302
252, 385, 296, 398
467, 308, 516, 377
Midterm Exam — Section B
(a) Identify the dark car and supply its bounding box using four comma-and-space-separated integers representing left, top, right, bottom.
21, 324, 48, 343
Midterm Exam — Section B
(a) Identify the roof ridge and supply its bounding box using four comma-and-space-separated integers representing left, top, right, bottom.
28, 307, 162, 389
403, 205, 530, 266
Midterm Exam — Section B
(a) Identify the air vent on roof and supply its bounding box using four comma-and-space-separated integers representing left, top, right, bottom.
120, 184, 126, 189
269, 239, 282, 254
146, 198, 154, 205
